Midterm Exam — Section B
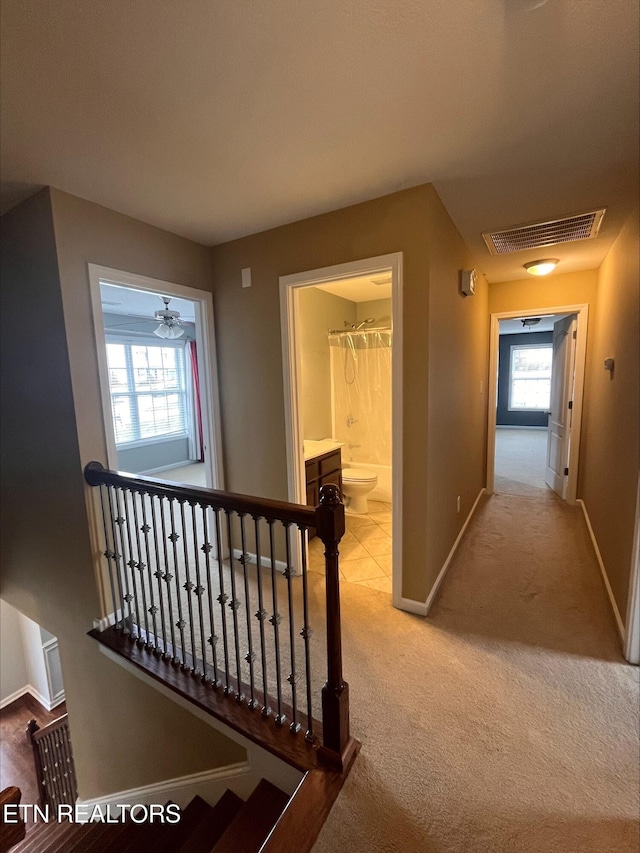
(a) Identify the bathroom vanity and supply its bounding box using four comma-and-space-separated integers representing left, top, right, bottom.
303, 441, 343, 510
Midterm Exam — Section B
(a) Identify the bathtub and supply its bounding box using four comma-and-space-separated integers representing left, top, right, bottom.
343, 461, 392, 504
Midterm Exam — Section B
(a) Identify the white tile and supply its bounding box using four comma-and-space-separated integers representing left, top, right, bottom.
363, 537, 393, 557
368, 500, 391, 513
352, 524, 391, 544
358, 576, 392, 594
367, 511, 392, 525
377, 523, 393, 536
340, 557, 386, 582
373, 554, 393, 577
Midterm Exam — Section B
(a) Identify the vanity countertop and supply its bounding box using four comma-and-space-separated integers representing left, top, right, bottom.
303, 439, 344, 462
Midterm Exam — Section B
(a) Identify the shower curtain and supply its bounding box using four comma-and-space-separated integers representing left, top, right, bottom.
328, 329, 392, 467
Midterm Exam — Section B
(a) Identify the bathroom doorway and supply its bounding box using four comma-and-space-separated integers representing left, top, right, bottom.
280, 253, 403, 603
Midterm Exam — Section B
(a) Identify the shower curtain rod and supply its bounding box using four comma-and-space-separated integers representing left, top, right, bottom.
327, 326, 392, 335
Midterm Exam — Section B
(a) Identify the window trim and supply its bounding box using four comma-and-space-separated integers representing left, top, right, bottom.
507, 342, 553, 412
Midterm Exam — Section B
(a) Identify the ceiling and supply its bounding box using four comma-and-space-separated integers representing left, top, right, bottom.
315, 275, 392, 303
100, 283, 196, 321
499, 314, 567, 334
1, 0, 638, 283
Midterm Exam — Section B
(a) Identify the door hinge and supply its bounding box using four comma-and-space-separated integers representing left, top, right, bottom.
568, 400, 573, 410
564, 467, 569, 476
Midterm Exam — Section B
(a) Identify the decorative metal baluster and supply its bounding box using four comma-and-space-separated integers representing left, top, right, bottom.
201, 506, 219, 686
106, 486, 127, 630
213, 508, 231, 694
168, 499, 187, 667
111, 488, 133, 633
131, 491, 151, 646
121, 488, 142, 640
225, 511, 244, 702
159, 496, 177, 661
268, 520, 285, 725
140, 493, 159, 651
299, 526, 315, 741
190, 501, 208, 681
98, 484, 119, 628
239, 514, 257, 709
179, 500, 198, 674
252, 516, 270, 716
150, 496, 168, 656
283, 523, 300, 733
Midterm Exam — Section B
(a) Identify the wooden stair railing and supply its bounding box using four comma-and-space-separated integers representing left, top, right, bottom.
0, 787, 25, 853
26, 715, 78, 810
84, 461, 357, 771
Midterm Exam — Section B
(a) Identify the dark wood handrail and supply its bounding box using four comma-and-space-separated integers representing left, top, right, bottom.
27, 713, 69, 742
27, 715, 77, 809
84, 461, 316, 527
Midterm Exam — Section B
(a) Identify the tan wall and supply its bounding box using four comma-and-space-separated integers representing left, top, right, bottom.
298, 288, 356, 440
426, 195, 489, 583
356, 298, 392, 326
581, 207, 640, 620
0, 189, 244, 800
210, 183, 488, 602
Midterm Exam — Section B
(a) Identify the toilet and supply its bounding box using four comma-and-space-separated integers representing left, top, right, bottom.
342, 468, 378, 514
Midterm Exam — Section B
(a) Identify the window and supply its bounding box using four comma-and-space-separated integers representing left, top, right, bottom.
508, 344, 553, 411
106, 341, 188, 445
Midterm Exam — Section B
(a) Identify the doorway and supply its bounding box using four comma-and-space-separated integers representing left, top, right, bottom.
88, 265, 224, 490
280, 254, 403, 603
487, 304, 589, 504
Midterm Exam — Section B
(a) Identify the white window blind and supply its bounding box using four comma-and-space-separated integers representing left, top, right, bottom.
106, 340, 189, 445
508, 344, 553, 411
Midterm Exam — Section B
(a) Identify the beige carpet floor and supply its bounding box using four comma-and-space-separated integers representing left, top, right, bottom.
494, 428, 551, 498
313, 492, 640, 853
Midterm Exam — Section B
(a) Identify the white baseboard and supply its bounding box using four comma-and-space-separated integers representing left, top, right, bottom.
496, 425, 547, 430
77, 761, 251, 813
0, 685, 65, 712
393, 488, 485, 618
577, 499, 625, 640
138, 460, 194, 476
424, 488, 486, 615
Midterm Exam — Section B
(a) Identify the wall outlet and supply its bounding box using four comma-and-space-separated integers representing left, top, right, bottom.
456, 495, 461, 513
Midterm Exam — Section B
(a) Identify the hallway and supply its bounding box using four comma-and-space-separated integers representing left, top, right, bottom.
313, 490, 639, 853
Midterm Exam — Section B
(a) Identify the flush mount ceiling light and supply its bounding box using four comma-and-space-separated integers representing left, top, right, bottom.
524, 259, 558, 277
154, 297, 184, 339
521, 317, 541, 329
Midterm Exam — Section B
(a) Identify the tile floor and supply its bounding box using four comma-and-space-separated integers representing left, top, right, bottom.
308, 500, 393, 594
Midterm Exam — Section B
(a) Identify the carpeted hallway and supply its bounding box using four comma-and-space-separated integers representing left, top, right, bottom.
313, 491, 640, 853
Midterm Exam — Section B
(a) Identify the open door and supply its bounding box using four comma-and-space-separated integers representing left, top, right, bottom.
545, 314, 578, 499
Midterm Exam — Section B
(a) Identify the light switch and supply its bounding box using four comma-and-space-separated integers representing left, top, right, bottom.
241, 268, 252, 288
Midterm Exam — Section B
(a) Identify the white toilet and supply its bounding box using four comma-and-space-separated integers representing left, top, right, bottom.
342, 468, 378, 514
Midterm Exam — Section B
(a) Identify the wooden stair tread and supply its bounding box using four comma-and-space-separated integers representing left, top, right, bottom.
212, 780, 289, 853
59, 820, 122, 853
139, 795, 213, 853
177, 790, 243, 853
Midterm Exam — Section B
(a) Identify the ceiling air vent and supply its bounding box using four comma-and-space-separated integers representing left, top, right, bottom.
483, 208, 606, 255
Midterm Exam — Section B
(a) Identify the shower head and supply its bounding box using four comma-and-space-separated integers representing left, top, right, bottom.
354, 318, 376, 330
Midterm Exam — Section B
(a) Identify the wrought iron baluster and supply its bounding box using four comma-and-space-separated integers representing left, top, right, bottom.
252, 515, 270, 716
239, 514, 256, 709
131, 491, 151, 646
106, 486, 127, 631
201, 506, 219, 686
120, 488, 142, 640
268, 520, 285, 725
190, 501, 208, 681
168, 499, 187, 667
140, 493, 159, 652
179, 500, 198, 674
159, 496, 177, 662
299, 527, 315, 741
98, 484, 119, 628
283, 523, 300, 733
212, 507, 231, 694
150, 495, 168, 656
225, 511, 244, 702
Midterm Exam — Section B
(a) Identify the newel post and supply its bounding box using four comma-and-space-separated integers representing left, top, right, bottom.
316, 484, 351, 766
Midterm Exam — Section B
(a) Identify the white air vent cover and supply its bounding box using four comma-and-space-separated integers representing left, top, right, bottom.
483, 209, 606, 255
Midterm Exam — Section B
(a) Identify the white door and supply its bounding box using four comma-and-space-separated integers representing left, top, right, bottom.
545, 315, 578, 498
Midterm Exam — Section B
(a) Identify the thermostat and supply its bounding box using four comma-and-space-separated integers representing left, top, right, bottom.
461, 269, 477, 297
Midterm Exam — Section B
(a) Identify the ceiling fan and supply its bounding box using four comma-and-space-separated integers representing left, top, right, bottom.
153, 297, 185, 339
102, 295, 188, 339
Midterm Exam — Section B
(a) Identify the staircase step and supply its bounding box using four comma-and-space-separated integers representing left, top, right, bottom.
178, 790, 243, 853
149, 795, 214, 853
212, 780, 289, 853
21, 820, 84, 853
58, 820, 125, 853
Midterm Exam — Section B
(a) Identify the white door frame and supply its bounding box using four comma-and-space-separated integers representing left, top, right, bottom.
279, 253, 403, 606
624, 474, 640, 664
88, 264, 225, 490
487, 303, 589, 505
